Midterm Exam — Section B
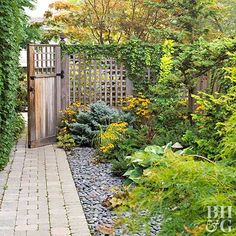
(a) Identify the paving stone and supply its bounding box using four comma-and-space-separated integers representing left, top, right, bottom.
15, 224, 38, 231
0, 229, 15, 236
14, 231, 27, 236
26, 231, 50, 236
38, 223, 50, 231
0, 218, 15, 227
0, 134, 90, 235
51, 227, 70, 235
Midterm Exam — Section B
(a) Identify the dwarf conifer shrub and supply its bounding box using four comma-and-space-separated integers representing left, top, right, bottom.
69, 101, 133, 146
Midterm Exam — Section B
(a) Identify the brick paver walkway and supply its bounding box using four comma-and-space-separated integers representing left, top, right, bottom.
0, 134, 90, 236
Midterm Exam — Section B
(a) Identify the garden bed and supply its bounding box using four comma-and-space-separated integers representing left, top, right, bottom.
67, 148, 162, 236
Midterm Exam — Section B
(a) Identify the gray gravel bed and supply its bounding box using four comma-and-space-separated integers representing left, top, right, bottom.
67, 147, 161, 236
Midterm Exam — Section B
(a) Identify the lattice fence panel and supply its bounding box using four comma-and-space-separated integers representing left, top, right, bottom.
69, 55, 133, 107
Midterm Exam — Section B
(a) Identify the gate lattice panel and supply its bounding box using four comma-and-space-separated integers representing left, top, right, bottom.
68, 55, 133, 107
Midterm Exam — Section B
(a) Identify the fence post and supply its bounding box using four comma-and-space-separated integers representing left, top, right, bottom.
126, 79, 133, 96
61, 53, 70, 110
27, 44, 36, 147
55, 45, 62, 114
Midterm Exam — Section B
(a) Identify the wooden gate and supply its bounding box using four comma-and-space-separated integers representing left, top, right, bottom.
27, 44, 62, 148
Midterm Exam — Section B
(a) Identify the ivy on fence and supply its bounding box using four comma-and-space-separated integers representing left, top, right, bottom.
62, 37, 236, 124
61, 40, 163, 93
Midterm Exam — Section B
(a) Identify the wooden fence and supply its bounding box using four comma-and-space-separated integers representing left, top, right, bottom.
67, 55, 133, 107
28, 43, 215, 147
62, 50, 213, 107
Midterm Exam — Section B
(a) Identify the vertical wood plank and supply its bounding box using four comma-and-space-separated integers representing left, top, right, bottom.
110, 59, 112, 106
126, 78, 133, 96
120, 64, 124, 105
55, 46, 62, 119
83, 58, 87, 104
88, 60, 92, 104
49, 46, 52, 74
94, 60, 97, 103
41, 77, 46, 138
27, 45, 36, 147
99, 60, 102, 101
61, 53, 70, 110
115, 63, 118, 107
104, 60, 108, 105
35, 77, 41, 140
78, 58, 81, 102
72, 54, 76, 102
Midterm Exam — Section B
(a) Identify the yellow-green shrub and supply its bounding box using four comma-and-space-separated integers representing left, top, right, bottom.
100, 122, 128, 155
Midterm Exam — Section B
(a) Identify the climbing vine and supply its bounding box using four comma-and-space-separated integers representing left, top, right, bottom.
61, 39, 163, 93
62, 38, 236, 94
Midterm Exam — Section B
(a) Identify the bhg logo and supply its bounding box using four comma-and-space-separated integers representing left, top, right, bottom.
206, 206, 232, 233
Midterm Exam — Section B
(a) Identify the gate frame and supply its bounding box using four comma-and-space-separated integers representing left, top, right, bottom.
27, 44, 64, 148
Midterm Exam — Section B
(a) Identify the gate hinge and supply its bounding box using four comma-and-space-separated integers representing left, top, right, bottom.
56, 70, 64, 79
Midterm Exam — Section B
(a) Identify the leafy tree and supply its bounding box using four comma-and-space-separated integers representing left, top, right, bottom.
219, 0, 236, 35
148, 0, 225, 43
43, 0, 166, 43
21, 21, 43, 48
182, 50, 236, 158
174, 37, 236, 120
44, 0, 231, 44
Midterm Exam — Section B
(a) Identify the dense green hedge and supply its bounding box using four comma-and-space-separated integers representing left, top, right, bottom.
0, 0, 31, 169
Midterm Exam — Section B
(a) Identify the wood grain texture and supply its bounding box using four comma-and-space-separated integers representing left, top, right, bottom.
28, 45, 61, 148
61, 54, 70, 110
28, 45, 36, 147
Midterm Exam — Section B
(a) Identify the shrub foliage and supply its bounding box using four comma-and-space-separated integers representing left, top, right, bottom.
117, 149, 236, 235
0, 0, 31, 169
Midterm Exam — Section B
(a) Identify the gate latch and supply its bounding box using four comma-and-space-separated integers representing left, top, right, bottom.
56, 70, 64, 79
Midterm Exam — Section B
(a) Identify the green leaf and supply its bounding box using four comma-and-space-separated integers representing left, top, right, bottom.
144, 145, 164, 155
